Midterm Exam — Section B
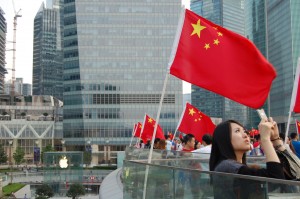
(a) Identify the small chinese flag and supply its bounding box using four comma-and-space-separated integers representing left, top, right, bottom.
134, 122, 142, 138
141, 115, 165, 141
296, 120, 300, 134
177, 103, 215, 142
169, 9, 276, 109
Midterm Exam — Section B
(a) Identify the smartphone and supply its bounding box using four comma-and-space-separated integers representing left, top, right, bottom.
257, 109, 268, 121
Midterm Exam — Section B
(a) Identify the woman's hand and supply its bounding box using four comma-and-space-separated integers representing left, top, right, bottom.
268, 117, 279, 140
258, 118, 273, 141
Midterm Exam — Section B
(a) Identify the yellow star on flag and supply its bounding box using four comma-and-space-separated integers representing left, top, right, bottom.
214, 39, 220, 45
148, 118, 153, 123
191, 19, 206, 38
298, 123, 300, 127
204, 43, 210, 50
217, 32, 223, 36
189, 108, 196, 116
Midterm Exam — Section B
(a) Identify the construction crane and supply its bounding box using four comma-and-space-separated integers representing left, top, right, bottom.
10, 0, 22, 98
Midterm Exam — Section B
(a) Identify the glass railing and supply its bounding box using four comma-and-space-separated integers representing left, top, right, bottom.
123, 147, 300, 199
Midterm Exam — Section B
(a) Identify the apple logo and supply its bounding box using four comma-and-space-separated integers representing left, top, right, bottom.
59, 156, 68, 168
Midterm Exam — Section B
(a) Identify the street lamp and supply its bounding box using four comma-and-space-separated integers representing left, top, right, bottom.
105, 139, 110, 165
8, 140, 13, 184
61, 139, 65, 151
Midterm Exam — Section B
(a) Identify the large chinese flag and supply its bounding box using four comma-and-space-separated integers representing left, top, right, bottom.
134, 122, 142, 137
169, 9, 276, 109
177, 103, 215, 142
296, 120, 300, 134
141, 115, 165, 141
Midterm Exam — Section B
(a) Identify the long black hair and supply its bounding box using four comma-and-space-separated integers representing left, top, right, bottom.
209, 120, 247, 171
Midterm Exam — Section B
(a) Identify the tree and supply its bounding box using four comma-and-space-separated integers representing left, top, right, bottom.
20, 112, 26, 118
41, 145, 54, 163
83, 151, 91, 166
66, 183, 85, 199
35, 184, 54, 199
0, 144, 8, 164
13, 147, 25, 166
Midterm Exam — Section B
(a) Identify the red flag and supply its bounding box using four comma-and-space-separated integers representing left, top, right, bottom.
169, 9, 276, 109
177, 103, 215, 142
134, 122, 142, 137
141, 115, 165, 141
296, 120, 300, 134
291, 59, 300, 113
249, 128, 259, 137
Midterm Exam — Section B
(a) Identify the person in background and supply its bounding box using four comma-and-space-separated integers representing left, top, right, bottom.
290, 132, 300, 158
181, 134, 196, 152
165, 134, 172, 151
279, 133, 296, 154
194, 140, 201, 150
193, 134, 212, 154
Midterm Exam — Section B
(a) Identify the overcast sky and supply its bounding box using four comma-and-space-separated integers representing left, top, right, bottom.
0, 0, 190, 92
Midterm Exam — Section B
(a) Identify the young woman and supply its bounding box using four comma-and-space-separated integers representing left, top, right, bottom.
209, 118, 286, 198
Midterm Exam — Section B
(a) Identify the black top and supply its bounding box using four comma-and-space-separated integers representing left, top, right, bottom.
213, 160, 284, 199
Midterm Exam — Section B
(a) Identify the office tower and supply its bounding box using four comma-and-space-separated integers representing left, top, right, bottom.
244, 0, 268, 128
32, 2, 63, 100
0, 8, 7, 94
190, 0, 247, 125
265, 0, 300, 131
63, 0, 183, 159
22, 83, 32, 96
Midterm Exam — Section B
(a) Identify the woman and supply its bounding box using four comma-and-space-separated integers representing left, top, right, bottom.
209, 118, 286, 198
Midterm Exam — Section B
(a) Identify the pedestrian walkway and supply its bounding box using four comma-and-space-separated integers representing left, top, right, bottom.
14, 184, 30, 198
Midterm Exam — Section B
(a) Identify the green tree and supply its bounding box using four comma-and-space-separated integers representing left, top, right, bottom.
13, 147, 25, 166
0, 144, 8, 164
66, 183, 85, 199
35, 184, 54, 199
41, 145, 54, 163
83, 151, 91, 166
20, 112, 26, 118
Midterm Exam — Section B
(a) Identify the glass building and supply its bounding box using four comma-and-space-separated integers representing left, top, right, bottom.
190, 0, 247, 126
63, 0, 183, 159
244, 0, 268, 129
0, 7, 7, 94
265, 0, 300, 131
32, 2, 63, 101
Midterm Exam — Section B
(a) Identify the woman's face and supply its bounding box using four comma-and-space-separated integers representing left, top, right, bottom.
230, 123, 251, 152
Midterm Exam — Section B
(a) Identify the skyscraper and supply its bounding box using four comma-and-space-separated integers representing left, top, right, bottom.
0, 7, 7, 94
244, 0, 268, 128
190, 0, 247, 125
63, 0, 183, 155
32, 2, 63, 100
266, 0, 300, 131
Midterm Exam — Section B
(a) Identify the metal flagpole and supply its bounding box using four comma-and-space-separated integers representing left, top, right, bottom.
171, 102, 187, 144
129, 124, 137, 146
285, 58, 300, 143
142, 6, 185, 199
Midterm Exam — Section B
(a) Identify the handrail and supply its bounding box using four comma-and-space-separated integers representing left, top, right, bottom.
126, 159, 300, 186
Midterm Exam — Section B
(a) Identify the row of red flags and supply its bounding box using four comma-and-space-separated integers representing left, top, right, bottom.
132, 103, 216, 143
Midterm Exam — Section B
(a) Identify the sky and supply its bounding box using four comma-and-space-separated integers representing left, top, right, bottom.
0, 0, 191, 93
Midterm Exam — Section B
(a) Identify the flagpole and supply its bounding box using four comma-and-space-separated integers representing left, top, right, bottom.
142, 6, 186, 199
285, 58, 300, 143
171, 102, 187, 144
142, 73, 170, 199
129, 124, 137, 147
295, 119, 299, 134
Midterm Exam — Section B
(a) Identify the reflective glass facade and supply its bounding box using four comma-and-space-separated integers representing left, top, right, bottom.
63, 0, 183, 146
0, 8, 7, 94
244, 0, 268, 128
190, 0, 247, 125
266, 0, 300, 129
33, 2, 63, 100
